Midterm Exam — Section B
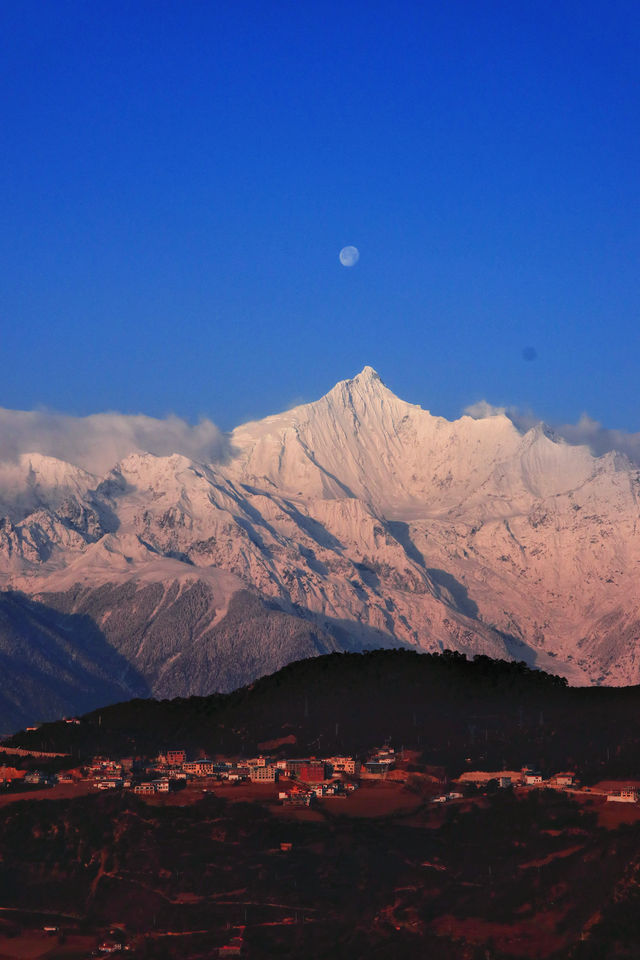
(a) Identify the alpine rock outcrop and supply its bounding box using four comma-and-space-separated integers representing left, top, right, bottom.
1, 367, 639, 731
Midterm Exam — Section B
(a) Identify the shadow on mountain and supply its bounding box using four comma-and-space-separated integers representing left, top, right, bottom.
295, 607, 412, 655
89, 496, 120, 535
387, 520, 426, 567
281, 500, 344, 551
387, 523, 480, 622
0, 591, 150, 736
426, 568, 479, 619
234, 517, 272, 556
238, 487, 344, 552
353, 561, 381, 590
299, 546, 328, 575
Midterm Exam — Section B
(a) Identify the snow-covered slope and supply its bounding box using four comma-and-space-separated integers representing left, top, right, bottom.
230, 366, 599, 517
1, 367, 640, 729
0, 453, 96, 523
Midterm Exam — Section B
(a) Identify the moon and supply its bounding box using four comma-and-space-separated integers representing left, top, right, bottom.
339, 245, 359, 267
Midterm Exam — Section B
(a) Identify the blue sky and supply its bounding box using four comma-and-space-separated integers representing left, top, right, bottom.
1, 1, 638, 432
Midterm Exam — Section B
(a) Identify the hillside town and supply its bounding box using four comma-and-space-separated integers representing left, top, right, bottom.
1, 737, 640, 959
0, 744, 395, 807
2, 740, 639, 806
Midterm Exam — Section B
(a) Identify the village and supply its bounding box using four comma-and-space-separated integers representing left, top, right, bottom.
2, 739, 640, 808
2, 737, 640, 959
0, 744, 397, 808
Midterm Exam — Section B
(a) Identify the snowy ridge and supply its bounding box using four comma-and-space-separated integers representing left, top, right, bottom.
1, 366, 640, 725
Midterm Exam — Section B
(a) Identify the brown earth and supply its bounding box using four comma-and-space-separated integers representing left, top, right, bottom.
0, 782, 94, 809
433, 909, 571, 959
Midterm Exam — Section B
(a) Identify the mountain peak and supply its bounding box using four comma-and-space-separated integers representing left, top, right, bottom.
327, 365, 390, 401
354, 365, 382, 383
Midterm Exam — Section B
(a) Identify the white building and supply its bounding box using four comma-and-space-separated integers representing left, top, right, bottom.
328, 757, 360, 775
524, 774, 544, 785
250, 764, 278, 782
551, 773, 575, 787
247, 756, 270, 767
607, 788, 639, 803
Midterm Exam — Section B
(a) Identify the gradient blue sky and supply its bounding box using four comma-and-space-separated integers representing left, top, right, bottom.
1, 1, 638, 432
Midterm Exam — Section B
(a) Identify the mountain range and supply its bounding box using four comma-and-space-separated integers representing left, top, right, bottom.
1, 366, 639, 732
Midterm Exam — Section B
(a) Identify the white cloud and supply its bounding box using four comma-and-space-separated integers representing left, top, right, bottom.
557, 414, 640, 464
463, 401, 640, 466
463, 400, 508, 419
0, 408, 229, 475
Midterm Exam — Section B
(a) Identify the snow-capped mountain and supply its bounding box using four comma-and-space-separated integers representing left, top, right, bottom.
1, 367, 639, 731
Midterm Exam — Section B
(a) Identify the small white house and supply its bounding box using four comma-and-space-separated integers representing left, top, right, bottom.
524, 774, 543, 785
607, 789, 638, 803
553, 773, 575, 787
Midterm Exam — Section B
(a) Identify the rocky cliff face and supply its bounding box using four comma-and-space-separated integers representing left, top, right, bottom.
1, 367, 639, 730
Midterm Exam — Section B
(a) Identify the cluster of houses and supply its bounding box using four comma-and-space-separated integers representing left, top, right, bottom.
447, 766, 640, 804
362, 745, 397, 776
6, 743, 639, 808
0, 767, 65, 788
279, 778, 359, 806
80, 749, 371, 798
432, 791, 463, 803
2, 745, 398, 798
455, 766, 576, 791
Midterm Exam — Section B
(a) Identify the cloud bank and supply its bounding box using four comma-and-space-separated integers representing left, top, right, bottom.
554, 415, 640, 464
464, 402, 640, 466
0, 408, 229, 475
463, 400, 509, 420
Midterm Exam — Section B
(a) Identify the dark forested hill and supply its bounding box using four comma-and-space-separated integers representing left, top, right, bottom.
7, 649, 640, 782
